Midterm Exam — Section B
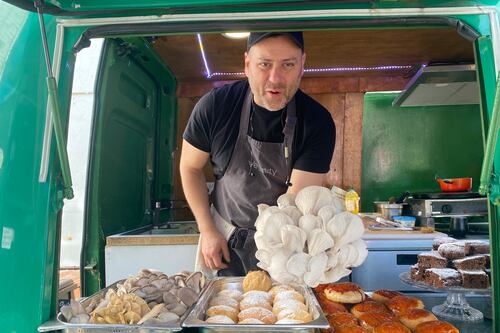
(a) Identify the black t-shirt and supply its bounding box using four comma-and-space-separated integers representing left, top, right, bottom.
183, 80, 335, 180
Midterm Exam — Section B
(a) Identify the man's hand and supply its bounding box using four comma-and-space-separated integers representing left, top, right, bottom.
201, 228, 230, 270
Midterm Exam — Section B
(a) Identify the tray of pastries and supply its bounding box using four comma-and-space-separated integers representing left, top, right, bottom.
313, 282, 460, 332
183, 271, 329, 332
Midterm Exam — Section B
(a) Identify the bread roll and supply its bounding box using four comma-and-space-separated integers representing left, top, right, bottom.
399, 308, 437, 330
273, 299, 308, 315
334, 325, 370, 333
324, 282, 365, 304
216, 289, 243, 302
371, 290, 403, 304
274, 290, 305, 303
277, 308, 313, 322
386, 295, 424, 315
317, 292, 347, 315
238, 318, 264, 324
414, 320, 459, 333
206, 305, 238, 322
326, 312, 358, 329
358, 311, 396, 331
350, 301, 389, 318
269, 284, 295, 298
242, 290, 272, 303
242, 270, 272, 292
238, 306, 277, 324
205, 315, 235, 324
208, 296, 239, 310
373, 321, 411, 333
239, 296, 272, 311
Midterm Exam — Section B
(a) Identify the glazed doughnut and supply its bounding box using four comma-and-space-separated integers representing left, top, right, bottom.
414, 320, 459, 333
373, 321, 411, 333
350, 301, 390, 318
326, 311, 358, 329
324, 282, 365, 304
399, 308, 437, 330
358, 311, 397, 331
371, 290, 403, 304
317, 292, 347, 315
386, 295, 424, 315
335, 325, 370, 333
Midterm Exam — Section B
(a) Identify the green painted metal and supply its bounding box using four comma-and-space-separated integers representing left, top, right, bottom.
6, 0, 500, 16
360, 93, 484, 212
82, 37, 177, 295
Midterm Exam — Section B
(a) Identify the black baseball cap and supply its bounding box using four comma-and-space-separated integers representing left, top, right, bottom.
247, 32, 304, 52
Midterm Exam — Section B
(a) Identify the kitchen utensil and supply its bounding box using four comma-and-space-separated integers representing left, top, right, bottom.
373, 201, 405, 220
436, 177, 472, 192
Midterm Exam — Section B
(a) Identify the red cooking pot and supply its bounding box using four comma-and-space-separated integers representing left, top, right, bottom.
436, 177, 472, 192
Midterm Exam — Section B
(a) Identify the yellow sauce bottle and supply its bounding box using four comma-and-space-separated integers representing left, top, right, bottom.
345, 187, 360, 214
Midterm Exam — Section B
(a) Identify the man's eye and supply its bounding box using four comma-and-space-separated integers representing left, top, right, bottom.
259, 62, 271, 68
284, 62, 295, 69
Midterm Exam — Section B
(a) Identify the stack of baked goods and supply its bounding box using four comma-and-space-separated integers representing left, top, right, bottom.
314, 282, 459, 332
409, 237, 490, 289
204, 270, 314, 325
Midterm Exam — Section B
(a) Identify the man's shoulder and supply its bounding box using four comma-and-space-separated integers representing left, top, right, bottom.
210, 80, 248, 101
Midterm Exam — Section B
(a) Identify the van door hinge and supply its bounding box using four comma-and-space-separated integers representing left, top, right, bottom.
34, 0, 74, 200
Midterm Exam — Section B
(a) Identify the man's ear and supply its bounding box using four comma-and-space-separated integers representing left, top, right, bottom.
244, 51, 250, 77
301, 52, 307, 75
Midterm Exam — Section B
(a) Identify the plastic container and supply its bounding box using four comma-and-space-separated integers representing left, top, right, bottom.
373, 201, 404, 220
393, 215, 416, 228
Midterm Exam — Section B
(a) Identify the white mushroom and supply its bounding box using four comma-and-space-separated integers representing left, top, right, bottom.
295, 186, 336, 215
281, 225, 307, 253
286, 252, 311, 279
277, 193, 296, 208
280, 206, 302, 225
307, 228, 334, 256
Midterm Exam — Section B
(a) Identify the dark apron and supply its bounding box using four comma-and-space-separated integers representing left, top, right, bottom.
212, 88, 296, 276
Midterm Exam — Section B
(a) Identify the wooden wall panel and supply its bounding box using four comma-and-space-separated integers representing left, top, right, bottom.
343, 93, 365, 193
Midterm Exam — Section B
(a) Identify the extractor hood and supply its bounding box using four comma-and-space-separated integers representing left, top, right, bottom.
393, 64, 479, 107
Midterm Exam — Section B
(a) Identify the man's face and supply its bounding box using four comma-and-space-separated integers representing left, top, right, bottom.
245, 36, 306, 111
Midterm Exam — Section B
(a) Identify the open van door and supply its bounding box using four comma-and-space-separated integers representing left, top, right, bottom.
82, 37, 177, 294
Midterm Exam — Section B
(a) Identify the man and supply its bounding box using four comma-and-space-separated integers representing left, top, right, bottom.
180, 31, 335, 276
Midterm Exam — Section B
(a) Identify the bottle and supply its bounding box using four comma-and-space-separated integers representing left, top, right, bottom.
344, 187, 360, 214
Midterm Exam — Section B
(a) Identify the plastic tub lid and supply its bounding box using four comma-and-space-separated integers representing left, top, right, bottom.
393, 215, 416, 221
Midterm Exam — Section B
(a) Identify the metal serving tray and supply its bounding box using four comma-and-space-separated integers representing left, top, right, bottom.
183, 277, 330, 332
53, 281, 194, 333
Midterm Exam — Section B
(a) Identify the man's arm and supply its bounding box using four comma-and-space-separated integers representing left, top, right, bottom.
287, 169, 326, 194
179, 140, 229, 269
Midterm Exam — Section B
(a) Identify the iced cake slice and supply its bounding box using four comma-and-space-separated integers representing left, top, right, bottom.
417, 251, 447, 269
437, 242, 466, 260
452, 255, 486, 271
459, 270, 489, 289
425, 268, 462, 288
464, 240, 490, 255
432, 237, 457, 251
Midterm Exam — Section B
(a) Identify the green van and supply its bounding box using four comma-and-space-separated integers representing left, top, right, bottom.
1, 0, 500, 332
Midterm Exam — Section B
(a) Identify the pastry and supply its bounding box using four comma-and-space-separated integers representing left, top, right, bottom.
242, 290, 272, 303
432, 237, 457, 250
238, 318, 264, 324
206, 305, 238, 322
274, 290, 305, 303
324, 282, 365, 304
335, 325, 370, 333
208, 296, 239, 310
410, 265, 425, 282
350, 301, 390, 318
417, 251, 447, 269
358, 311, 396, 331
269, 284, 295, 298
327, 312, 358, 329
452, 255, 486, 271
438, 242, 466, 260
238, 306, 277, 324
459, 269, 490, 288
239, 296, 272, 311
275, 318, 305, 324
317, 292, 347, 314
424, 268, 462, 288
386, 296, 424, 315
371, 290, 403, 304
205, 315, 235, 324
373, 321, 411, 333
399, 308, 437, 330
273, 299, 308, 315
414, 320, 459, 333
216, 289, 243, 302
242, 270, 272, 292
277, 308, 313, 322
464, 240, 490, 255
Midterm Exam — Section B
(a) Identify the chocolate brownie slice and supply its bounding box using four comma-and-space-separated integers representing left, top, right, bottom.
425, 268, 462, 288
452, 255, 486, 271
464, 241, 490, 255
438, 242, 466, 260
410, 264, 425, 281
459, 270, 490, 289
432, 237, 457, 250
417, 251, 447, 269
484, 254, 491, 269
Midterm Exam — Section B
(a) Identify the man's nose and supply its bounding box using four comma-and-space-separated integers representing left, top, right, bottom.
268, 65, 285, 84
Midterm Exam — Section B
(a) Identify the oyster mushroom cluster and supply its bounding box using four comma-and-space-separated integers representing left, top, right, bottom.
60, 269, 205, 326
255, 185, 368, 287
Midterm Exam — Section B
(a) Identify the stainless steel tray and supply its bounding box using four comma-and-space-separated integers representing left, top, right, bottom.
183, 277, 330, 332
54, 281, 192, 333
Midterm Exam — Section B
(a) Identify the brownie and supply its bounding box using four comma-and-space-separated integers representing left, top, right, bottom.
425, 268, 462, 288
432, 237, 457, 250
452, 255, 486, 271
464, 241, 490, 255
410, 264, 425, 281
459, 270, 490, 289
417, 251, 447, 269
484, 254, 491, 269
438, 242, 466, 260
485, 268, 491, 281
